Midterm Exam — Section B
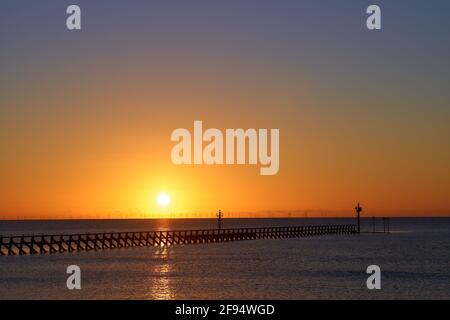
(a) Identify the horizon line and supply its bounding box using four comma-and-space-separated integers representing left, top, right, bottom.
1, 215, 450, 222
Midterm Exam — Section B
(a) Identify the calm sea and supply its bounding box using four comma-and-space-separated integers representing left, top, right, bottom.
0, 218, 449, 299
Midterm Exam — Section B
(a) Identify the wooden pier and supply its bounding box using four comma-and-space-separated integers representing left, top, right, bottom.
0, 224, 356, 256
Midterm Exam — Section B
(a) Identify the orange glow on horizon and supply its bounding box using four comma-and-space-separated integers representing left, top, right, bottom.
1, 32, 449, 220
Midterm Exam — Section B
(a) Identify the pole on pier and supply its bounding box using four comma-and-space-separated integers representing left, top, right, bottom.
387, 217, 390, 233
383, 217, 386, 233
355, 203, 362, 234
217, 210, 223, 230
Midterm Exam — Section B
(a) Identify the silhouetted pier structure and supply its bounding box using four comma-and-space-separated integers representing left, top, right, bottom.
217, 210, 223, 230
355, 203, 362, 234
355, 202, 390, 234
363, 216, 390, 234
0, 224, 356, 256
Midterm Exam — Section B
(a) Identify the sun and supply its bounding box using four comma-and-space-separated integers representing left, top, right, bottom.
156, 192, 170, 207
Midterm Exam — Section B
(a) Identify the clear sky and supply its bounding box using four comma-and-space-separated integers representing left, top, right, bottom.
1, 1, 450, 219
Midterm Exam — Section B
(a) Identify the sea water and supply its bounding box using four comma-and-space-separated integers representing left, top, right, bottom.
0, 218, 449, 299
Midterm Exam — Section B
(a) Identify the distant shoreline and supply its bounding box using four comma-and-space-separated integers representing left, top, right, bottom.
1, 216, 450, 222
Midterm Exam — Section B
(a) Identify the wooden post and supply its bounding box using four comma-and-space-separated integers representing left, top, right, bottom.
216, 210, 223, 230
355, 203, 362, 234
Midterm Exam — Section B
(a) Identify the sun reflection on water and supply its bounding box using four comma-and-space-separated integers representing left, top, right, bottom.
148, 247, 174, 299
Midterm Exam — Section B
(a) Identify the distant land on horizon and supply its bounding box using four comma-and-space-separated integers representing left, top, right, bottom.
1, 212, 450, 221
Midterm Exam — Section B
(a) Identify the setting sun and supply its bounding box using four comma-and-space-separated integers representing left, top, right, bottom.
156, 193, 171, 207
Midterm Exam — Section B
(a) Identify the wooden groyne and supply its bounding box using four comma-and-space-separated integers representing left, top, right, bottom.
0, 224, 356, 256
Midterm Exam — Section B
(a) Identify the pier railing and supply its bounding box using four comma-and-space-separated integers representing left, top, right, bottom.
0, 224, 356, 256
